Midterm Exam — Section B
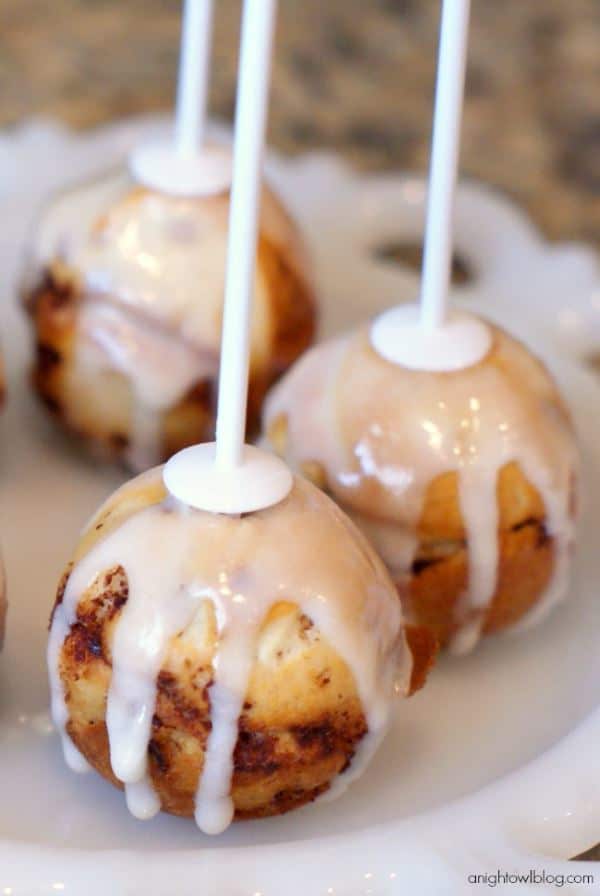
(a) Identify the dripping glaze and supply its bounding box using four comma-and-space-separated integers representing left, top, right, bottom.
48, 473, 411, 834
263, 322, 579, 653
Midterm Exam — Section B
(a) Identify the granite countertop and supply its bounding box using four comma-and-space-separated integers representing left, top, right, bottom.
1, 0, 600, 863
1, 0, 599, 247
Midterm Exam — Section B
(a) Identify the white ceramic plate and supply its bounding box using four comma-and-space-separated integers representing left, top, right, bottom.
1, 120, 600, 895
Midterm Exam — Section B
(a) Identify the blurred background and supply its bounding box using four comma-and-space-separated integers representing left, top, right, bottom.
1, 0, 598, 248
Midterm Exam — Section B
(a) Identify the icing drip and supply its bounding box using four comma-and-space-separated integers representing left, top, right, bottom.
125, 775, 161, 821
449, 460, 500, 653
510, 450, 577, 634
264, 323, 579, 652
76, 299, 219, 469
48, 475, 409, 834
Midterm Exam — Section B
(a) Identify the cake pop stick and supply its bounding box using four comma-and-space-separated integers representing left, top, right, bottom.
370, 0, 491, 371
215, 0, 276, 470
130, 0, 231, 195
163, 0, 292, 512
420, 0, 470, 331
174, 0, 214, 158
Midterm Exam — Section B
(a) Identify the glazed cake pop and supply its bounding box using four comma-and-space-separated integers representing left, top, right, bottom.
21, 167, 315, 472
48, 466, 432, 831
263, 316, 579, 654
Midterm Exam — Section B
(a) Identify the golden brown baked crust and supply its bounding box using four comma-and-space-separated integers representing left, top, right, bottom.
404, 519, 553, 648
413, 461, 547, 543
392, 462, 555, 646
53, 576, 433, 821
54, 575, 434, 819
23, 217, 315, 466
267, 409, 574, 651
55, 570, 367, 818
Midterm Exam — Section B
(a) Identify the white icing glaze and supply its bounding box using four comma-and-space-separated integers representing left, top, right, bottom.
27, 170, 307, 468
48, 473, 410, 834
76, 299, 219, 469
30, 169, 305, 337
125, 775, 161, 821
263, 320, 579, 653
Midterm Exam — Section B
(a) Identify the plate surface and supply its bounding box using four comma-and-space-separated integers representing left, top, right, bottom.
1, 120, 600, 894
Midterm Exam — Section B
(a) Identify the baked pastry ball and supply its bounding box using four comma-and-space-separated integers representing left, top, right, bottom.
22, 169, 315, 470
48, 468, 434, 833
264, 320, 579, 654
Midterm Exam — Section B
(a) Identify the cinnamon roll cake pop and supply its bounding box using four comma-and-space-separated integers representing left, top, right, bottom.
264, 315, 579, 654
21, 168, 315, 470
48, 466, 432, 832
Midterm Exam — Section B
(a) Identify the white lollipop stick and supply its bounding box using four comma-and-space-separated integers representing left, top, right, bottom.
371, 0, 491, 372
215, 0, 277, 471
130, 0, 231, 196
164, 0, 292, 514
174, 0, 214, 158
421, 0, 470, 330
